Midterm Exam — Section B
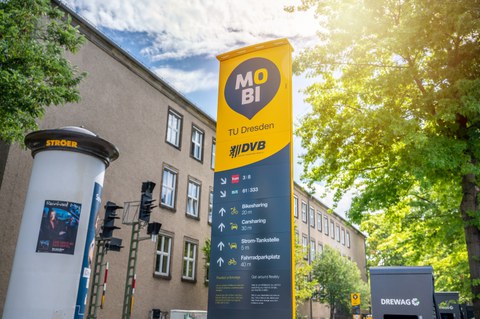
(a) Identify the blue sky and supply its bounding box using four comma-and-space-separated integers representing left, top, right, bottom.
61, 0, 352, 215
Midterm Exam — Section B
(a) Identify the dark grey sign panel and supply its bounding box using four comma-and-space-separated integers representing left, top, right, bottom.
208, 146, 292, 319
370, 266, 435, 319
435, 292, 461, 319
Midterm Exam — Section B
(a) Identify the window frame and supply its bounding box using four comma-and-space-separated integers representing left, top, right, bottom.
165, 108, 183, 149
310, 238, 316, 260
186, 178, 201, 219
336, 224, 340, 242
330, 219, 335, 239
324, 216, 329, 235
346, 231, 351, 248
154, 233, 173, 278
208, 189, 213, 225
190, 125, 205, 162
293, 195, 299, 218
302, 234, 308, 260
318, 242, 323, 255
211, 138, 216, 170
317, 211, 322, 232
309, 206, 315, 228
160, 165, 178, 210
301, 201, 307, 224
341, 227, 346, 245
182, 239, 198, 282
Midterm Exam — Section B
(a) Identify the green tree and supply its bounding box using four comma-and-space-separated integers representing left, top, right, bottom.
312, 246, 369, 319
289, 0, 480, 316
294, 235, 318, 318
361, 190, 472, 301
0, 0, 85, 144
202, 239, 211, 286
203, 236, 317, 317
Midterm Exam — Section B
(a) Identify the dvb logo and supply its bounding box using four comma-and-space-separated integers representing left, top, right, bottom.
229, 141, 266, 158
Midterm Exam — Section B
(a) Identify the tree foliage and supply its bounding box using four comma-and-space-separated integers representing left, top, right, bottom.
290, 0, 480, 315
0, 0, 85, 144
361, 191, 472, 301
312, 246, 369, 319
202, 239, 211, 286
294, 231, 318, 317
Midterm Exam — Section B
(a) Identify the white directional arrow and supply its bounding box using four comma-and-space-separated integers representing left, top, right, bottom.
220, 190, 226, 198
217, 257, 224, 267
219, 208, 226, 217
220, 177, 227, 185
218, 223, 225, 232
217, 241, 225, 251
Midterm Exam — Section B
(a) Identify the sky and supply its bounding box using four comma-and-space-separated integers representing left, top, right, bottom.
60, 0, 353, 216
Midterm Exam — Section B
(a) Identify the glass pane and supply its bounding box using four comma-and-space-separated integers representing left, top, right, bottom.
161, 255, 168, 273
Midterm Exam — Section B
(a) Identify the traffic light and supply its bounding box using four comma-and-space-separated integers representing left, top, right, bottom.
147, 222, 162, 235
151, 309, 161, 319
139, 181, 156, 222
101, 201, 122, 238
105, 237, 123, 252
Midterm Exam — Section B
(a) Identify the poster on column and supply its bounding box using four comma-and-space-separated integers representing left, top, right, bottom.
74, 182, 103, 318
36, 200, 82, 255
207, 38, 294, 319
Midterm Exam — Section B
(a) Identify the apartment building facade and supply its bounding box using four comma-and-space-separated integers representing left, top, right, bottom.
0, 3, 365, 318
294, 187, 367, 319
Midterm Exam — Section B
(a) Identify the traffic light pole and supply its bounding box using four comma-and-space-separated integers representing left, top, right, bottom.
121, 182, 158, 319
121, 221, 141, 319
87, 202, 122, 319
86, 238, 108, 319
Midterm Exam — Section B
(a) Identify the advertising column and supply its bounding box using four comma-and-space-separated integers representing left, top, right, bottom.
3, 127, 119, 319
207, 39, 294, 319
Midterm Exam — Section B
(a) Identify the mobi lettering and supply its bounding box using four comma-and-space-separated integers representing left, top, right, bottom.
224, 57, 280, 120
235, 68, 268, 105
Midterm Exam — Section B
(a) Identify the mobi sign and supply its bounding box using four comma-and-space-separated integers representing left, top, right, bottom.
208, 39, 294, 319
224, 58, 280, 120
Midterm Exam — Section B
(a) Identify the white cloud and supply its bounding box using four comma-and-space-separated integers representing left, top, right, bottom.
62, 0, 319, 61
152, 67, 217, 93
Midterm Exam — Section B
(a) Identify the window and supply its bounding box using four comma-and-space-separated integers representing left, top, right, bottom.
318, 242, 323, 254
336, 224, 340, 242
317, 212, 322, 232
341, 227, 345, 245
191, 126, 204, 161
205, 261, 210, 284
155, 234, 172, 277
310, 239, 316, 260
293, 196, 298, 218
211, 139, 216, 169
309, 207, 315, 228
182, 240, 197, 281
186, 179, 201, 218
324, 216, 329, 235
302, 234, 308, 259
208, 190, 213, 224
166, 109, 182, 148
301, 201, 307, 223
295, 230, 299, 244
161, 167, 177, 209
330, 219, 335, 239
346, 231, 351, 248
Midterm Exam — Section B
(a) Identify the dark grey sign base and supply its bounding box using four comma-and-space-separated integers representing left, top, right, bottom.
370, 266, 435, 319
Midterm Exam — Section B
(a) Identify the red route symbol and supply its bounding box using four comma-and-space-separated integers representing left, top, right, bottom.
231, 174, 240, 184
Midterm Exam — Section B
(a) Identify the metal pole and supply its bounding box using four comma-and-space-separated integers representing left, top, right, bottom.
87, 239, 107, 319
122, 221, 140, 319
